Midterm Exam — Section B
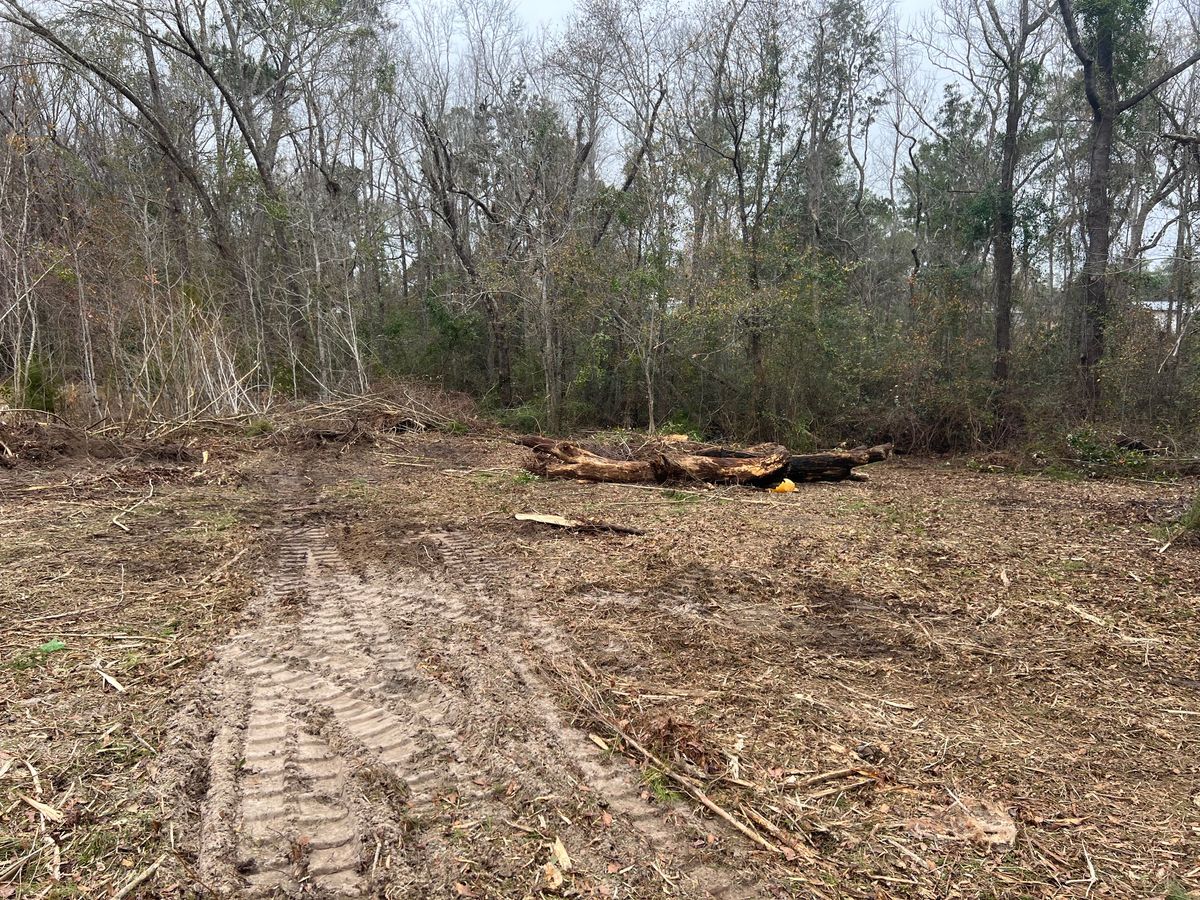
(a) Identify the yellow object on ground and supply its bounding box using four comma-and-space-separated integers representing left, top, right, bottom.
770, 478, 796, 493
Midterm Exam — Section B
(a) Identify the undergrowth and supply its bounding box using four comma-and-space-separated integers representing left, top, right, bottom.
1172, 493, 1200, 544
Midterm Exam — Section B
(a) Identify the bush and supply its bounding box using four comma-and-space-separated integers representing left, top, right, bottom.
497, 401, 546, 434
22, 355, 62, 413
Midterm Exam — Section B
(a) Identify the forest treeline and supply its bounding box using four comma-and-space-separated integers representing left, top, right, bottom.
1, 0, 1198, 450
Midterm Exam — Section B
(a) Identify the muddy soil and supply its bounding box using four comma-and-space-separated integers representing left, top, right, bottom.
172, 515, 766, 898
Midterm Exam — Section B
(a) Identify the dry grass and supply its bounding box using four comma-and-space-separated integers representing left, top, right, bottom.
339, 443, 1200, 898
0, 458, 269, 896
2, 426, 1198, 898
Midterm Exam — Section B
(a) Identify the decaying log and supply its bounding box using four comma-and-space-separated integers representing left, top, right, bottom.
519, 436, 892, 485
518, 436, 788, 484
765, 444, 893, 485
518, 437, 655, 482
659, 442, 789, 482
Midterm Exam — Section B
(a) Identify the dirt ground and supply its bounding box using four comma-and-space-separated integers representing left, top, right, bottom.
2, 430, 1198, 898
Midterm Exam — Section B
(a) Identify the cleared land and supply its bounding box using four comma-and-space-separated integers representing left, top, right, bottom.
1, 428, 1198, 898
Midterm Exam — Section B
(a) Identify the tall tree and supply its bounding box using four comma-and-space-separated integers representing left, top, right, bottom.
1057, 0, 1200, 410
977, 0, 1051, 389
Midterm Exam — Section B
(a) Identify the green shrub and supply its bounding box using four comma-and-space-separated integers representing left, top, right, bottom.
497, 401, 545, 434
1175, 493, 1200, 543
22, 354, 62, 413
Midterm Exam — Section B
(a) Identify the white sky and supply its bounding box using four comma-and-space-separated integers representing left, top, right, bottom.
512, 0, 938, 29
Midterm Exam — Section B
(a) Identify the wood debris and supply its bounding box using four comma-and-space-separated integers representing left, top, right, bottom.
519, 436, 892, 486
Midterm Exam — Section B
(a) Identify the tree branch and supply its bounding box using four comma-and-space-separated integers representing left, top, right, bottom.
1056, 0, 1101, 114
1120, 47, 1200, 113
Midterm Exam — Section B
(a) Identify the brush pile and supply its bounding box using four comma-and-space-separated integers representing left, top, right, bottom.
0, 384, 481, 469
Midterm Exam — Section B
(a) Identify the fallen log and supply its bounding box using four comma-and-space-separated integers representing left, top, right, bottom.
763, 444, 893, 485
518, 436, 789, 483
518, 437, 656, 482
519, 436, 891, 485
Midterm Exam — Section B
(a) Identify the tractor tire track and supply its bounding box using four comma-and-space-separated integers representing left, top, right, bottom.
188, 525, 767, 897
426, 531, 765, 899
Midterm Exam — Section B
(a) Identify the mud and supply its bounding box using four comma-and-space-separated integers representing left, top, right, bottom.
172, 525, 771, 897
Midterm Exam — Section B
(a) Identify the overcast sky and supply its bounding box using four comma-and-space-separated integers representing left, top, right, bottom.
512, 0, 937, 29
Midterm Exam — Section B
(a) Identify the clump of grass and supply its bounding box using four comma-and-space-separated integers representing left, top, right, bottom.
8, 638, 67, 671
321, 478, 374, 501
641, 767, 683, 804
1180, 493, 1200, 532
244, 418, 276, 437
661, 488, 700, 505
1158, 492, 1200, 551
1173, 493, 1200, 541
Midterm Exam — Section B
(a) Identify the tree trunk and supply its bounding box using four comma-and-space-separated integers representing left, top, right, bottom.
481, 291, 513, 407
1080, 102, 1115, 414
540, 252, 563, 433
993, 54, 1021, 387
519, 437, 891, 485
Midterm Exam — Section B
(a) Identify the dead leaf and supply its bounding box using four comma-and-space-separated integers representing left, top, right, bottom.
543, 862, 564, 889
18, 794, 63, 823
551, 836, 572, 872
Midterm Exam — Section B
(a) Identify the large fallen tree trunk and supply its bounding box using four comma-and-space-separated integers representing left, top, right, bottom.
519, 437, 892, 485
518, 436, 790, 483
768, 444, 894, 484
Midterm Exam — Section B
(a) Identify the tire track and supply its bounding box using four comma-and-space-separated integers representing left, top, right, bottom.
426, 531, 765, 899
198, 530, 371, 897
191, 525, 766, 897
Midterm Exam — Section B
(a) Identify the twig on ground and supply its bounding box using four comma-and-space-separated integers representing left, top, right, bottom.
111, 480, 154, 532
111, 852, 167, 900
196, 547, 250, 587
561, 667, 784, 855
804, 777, 876, 801
786, 767, 864, 790
740, 803, 814, 857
